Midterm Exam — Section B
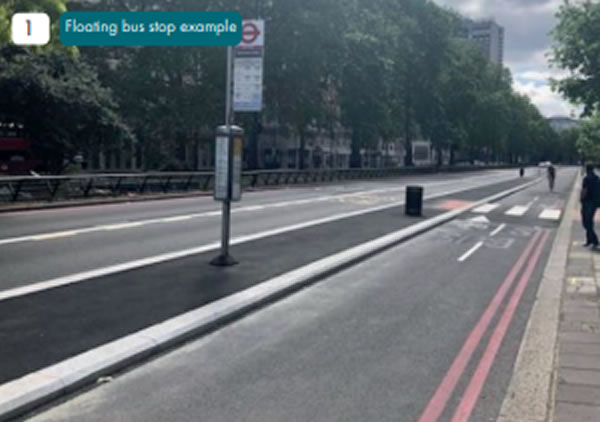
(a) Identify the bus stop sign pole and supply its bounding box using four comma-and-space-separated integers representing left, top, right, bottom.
211, 46, 243, 266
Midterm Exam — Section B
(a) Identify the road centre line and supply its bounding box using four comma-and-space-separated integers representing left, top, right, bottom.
490, 223, 506, 237
450, 230, 550, 422
0, 180, 534, 302
417, 229, 542, 422
458, 242, 484, 262
0, 176, 515, 247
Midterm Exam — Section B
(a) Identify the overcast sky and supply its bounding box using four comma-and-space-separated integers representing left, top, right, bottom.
434, 0, 579, 118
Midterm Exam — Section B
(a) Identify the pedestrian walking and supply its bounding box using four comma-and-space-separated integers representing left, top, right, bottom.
547, 164, 556, 191
519, 167, 524, 177
581, 164, 600, 248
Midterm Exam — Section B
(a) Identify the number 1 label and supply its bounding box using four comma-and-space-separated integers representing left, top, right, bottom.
11, 13, 50, 45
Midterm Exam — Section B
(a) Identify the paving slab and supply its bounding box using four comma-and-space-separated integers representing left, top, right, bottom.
555, 402, 600, 422
559, 353, 600, 370
557, 384, 600, 406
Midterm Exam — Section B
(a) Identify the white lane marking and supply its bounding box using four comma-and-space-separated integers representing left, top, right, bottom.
102, 222, 145, 231
473, 203, 500, 214
31, 231, 79, 241
539, 209, 561, 220
0, 173, 521, 246
490, 223, 506, 237
505, 196, 540, 217
0, 190, 405, 245
161, 215, 193, 223
505, 206, 529, 216
470, 216, 490, 224
0, 235, 37, 246
0, 182, 534, 302
233, 205, 265, 212
458, 241, 484, 262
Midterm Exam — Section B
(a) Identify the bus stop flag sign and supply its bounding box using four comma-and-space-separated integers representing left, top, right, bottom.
233, 20, 264, 112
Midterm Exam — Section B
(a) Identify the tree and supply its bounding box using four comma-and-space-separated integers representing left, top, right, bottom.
340, 0, 406, 168
551, 0, 600, 116
0, 45, 132, 173
577, 115, 600, 163
3, 0, 560, 172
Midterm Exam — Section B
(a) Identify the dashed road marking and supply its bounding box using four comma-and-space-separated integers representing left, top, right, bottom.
473, 204, 500, 214
539, 209, 561, 221
505, 206, 529, 216
31, 231, 79, 241
505, 197, 538, 217
161, 215, 194, 223
102, 222, 145, 231
458, 241, 484, 262
490, 223, 506, 237
470, 216, 490, 225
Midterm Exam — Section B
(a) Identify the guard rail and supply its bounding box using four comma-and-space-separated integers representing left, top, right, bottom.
0, 165, 520, 203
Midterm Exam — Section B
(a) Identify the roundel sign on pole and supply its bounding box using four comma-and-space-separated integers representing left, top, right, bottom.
237, 19, 264, 49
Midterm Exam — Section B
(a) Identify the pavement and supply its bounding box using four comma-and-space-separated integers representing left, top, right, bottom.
552, 177, 600, 421
0, 167, 575, 422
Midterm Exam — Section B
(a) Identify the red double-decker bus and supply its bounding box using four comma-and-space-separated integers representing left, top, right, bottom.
0, 122, 42, 175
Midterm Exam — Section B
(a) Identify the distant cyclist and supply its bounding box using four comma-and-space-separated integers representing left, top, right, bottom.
547, 164, 556, 191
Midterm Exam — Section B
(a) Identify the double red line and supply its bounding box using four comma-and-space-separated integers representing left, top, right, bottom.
418, 228, 551, 422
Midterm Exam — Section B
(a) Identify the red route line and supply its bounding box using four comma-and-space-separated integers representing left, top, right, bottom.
450, 229, 551, 422
417, 229, 543, 422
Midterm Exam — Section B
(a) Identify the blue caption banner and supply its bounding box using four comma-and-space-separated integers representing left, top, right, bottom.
60, 11, 241, 46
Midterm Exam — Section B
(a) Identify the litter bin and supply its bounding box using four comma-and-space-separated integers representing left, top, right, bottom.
405, 186, 423, 216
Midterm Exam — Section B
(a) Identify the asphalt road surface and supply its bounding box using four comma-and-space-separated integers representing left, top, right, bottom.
2, 169, 531, 291
16, 167, 577, 422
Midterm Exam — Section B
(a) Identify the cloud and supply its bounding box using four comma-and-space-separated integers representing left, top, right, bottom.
513, 77, 581, 117
434, 0, 574, 117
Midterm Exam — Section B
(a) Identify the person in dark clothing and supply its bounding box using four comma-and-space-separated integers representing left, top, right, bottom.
519, 167, 524, 177
547, 164, 556, 191
581, 164, 600, 248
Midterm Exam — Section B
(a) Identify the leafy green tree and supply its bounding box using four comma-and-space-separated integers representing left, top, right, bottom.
2, 0, 563, 172
557, 126, 580, 163
577, 115, 600, 164
0, 45, 132, 173
551, 0, 600, 116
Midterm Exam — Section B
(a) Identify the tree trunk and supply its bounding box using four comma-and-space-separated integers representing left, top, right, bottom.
404, 74, 413, 167
299, 127, 306, 170
248, 114, 260, 170
350, 129, 362, 168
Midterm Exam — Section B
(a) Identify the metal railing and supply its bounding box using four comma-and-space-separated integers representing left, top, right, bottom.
0, 165, 518, 203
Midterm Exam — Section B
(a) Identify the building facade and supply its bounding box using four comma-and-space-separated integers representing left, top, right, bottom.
547, 116, 580, 133
461, 19, 505, 65
83, 132, 441, 172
